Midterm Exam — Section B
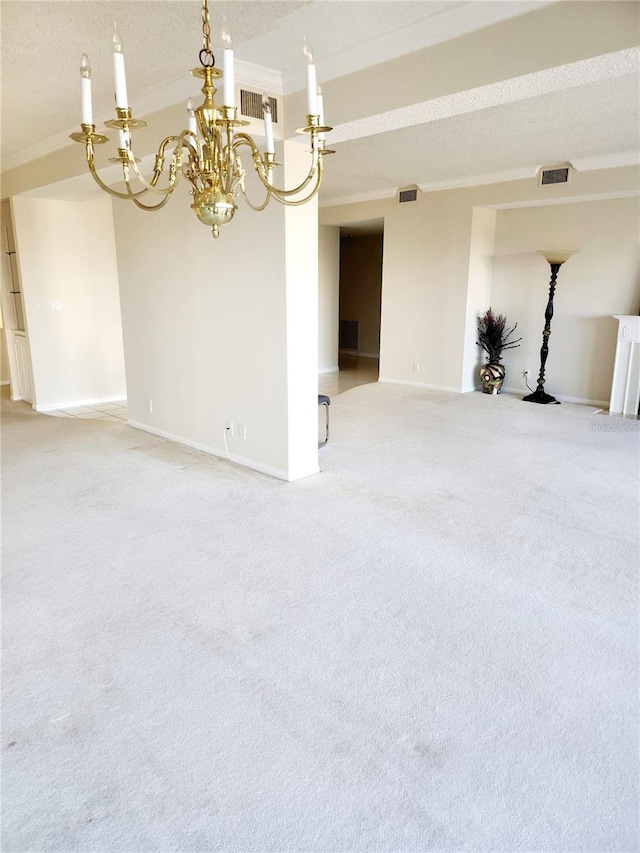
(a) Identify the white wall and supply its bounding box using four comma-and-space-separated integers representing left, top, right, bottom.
10, 195, 126, 409
318, 226, 340, 372
113, 153, 319, 481
491, 197, 640, 404
461, 208, 497, 392
377, 193, 473, 392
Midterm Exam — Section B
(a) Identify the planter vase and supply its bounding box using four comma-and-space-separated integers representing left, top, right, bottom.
480, 363, 506, 394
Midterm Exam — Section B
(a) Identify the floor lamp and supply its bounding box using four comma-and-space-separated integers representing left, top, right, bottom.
523, 250, 576, 405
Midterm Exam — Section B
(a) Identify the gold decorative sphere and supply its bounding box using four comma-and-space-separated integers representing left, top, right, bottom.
191, 187, 236, 230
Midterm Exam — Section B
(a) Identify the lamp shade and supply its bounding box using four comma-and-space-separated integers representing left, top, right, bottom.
539, 250, 577, 265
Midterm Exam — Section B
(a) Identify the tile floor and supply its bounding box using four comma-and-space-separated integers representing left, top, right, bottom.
318, 354, 379, 397
45, 400, 128, 423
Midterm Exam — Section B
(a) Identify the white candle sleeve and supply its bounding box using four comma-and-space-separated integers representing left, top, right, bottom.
118, 129, 129, 149
223, 49, 235, 107
187, 99, 197, 134
264, 111, 274, 154
113, 49, 129, 109
305, 63, 317, 115
81, 77, 93, 125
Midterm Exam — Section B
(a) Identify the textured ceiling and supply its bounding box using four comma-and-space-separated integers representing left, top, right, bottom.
0, 1, 306, 162
320, 74, 640, 202
0, 0, 465, 167
1, 1, 637, 206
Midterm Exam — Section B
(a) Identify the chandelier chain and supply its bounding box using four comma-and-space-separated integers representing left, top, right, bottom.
199, 0, 214, 67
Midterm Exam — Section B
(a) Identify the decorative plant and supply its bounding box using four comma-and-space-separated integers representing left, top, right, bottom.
477, 308, 522, 364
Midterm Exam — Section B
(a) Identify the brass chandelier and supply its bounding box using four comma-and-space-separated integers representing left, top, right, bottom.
70, 0, 333, 238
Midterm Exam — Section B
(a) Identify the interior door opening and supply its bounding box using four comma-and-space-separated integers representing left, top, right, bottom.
334, 218, 383, 393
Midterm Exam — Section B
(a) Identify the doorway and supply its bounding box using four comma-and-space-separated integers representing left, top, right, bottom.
336, 219, 383, 392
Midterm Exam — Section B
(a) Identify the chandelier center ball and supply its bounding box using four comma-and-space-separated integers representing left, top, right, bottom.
192, 187, 236, 228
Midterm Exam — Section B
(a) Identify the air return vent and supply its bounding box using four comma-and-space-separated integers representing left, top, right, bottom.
240, 90, 278, 124
398, 186, 418, 204
539, 164, 572, 186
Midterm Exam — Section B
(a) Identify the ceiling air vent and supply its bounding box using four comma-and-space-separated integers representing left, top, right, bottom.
398, 186, 418, 204
240, 90, 278, 124
539, 164, 572, 186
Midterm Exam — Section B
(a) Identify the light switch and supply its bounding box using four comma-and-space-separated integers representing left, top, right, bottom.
51, 301, 63, 311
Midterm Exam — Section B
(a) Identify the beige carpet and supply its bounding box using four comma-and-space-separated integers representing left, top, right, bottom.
2, 385, 638, 852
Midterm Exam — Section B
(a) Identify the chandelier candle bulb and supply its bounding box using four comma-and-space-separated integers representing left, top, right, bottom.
262, 94, 274, 155
80, 52, 92, 125
304, 47, 317, 115
112, 27, 129, 109
222, 32, 235, 108
187, 99, 197, 135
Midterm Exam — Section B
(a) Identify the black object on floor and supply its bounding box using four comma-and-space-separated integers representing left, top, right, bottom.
318, 395, 330, 447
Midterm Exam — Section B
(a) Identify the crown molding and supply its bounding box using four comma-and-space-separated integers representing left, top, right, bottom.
571, 150, 640, 172
2, 59, 282, 174
489, 190, 640, 210
282, 0, 554, 94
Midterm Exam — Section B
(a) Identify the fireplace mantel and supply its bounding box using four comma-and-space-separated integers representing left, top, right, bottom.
610, 316, 640, 416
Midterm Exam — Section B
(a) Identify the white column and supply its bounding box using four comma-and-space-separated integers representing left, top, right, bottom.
283, 139, 319, 480
610, 316, 640, 415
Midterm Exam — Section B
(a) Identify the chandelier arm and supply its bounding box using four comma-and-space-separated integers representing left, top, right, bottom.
124, 138, 187, 197
118, 168, 173, 211
239, 184, 272, 212
216, 133, 230, 196
131, 193, 173, 212
232, 133, 320, 198
270, 157, 323, 206
85, 143, 150, 200
240, 154, 322, 210
230, 146, 270, 210
220, 125, 237, 197
214, 125, 238, 199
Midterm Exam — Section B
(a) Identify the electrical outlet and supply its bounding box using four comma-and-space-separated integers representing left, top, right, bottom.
225, 420, 234, 436
523, 369, 530, 379
51, 300, 63, 311
412, 362, 420, 373
239, 424, 247, 440
148, 399, 153, 413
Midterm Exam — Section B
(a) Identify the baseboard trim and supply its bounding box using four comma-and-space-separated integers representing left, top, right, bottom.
128, 419, 300, 481
501, 386, 609, 407
318, 366, 339, 374
36, 394, 126, 413
0, 380, 9, 386
378, 377, 462, 394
